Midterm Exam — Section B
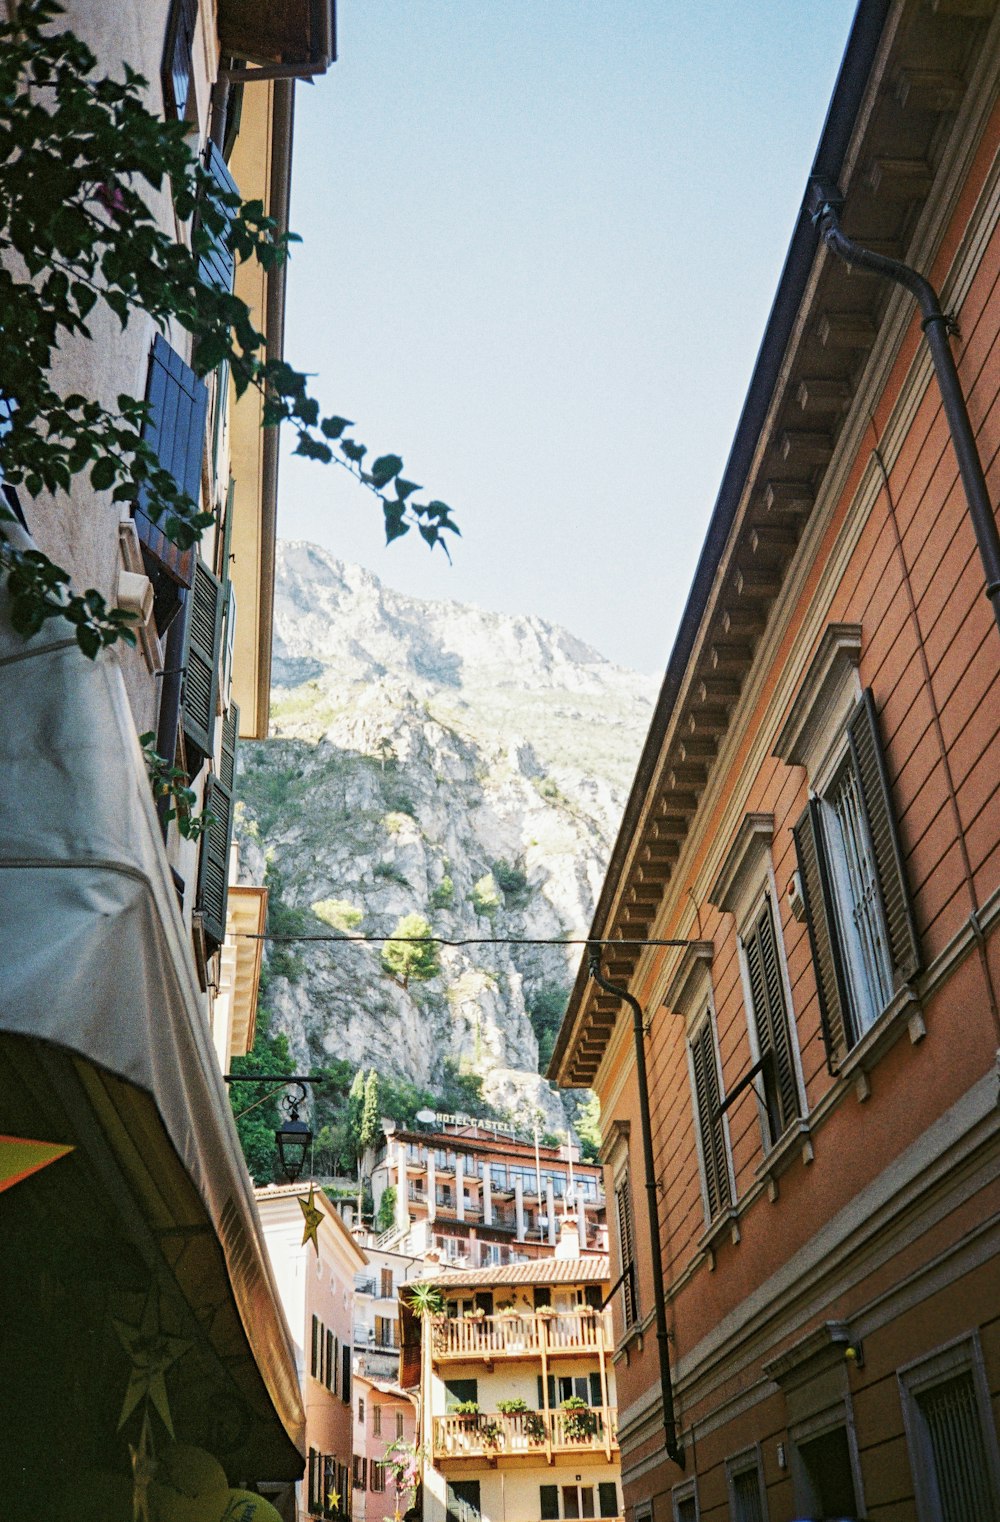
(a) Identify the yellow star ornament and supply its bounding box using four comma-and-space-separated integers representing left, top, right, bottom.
298, 1182, 323, 1253
113, 1288, 192, 1437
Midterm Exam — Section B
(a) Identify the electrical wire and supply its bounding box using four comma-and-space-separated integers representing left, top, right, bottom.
233, 933, 690, 948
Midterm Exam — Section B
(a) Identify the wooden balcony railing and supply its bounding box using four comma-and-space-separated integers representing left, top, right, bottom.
432, 1407, 618, 1462
432, 1307, 612, 1360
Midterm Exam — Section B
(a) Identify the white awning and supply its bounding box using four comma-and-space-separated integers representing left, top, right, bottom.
0, 532, 304, 1481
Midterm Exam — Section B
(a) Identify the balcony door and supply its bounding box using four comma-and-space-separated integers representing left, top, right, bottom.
446, 1479, 481, 1522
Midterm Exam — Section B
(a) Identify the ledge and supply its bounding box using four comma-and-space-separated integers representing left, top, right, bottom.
763, 1320, 851, 1385
754, 1117, 815, 1202
698, 1206, 741, 1268
836, 983, 925, 1100
709, 814, 775, 916
662, 941, 714, 1018
773, 623, 862, 766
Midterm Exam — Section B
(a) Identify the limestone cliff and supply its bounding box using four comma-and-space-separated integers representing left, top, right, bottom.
236, 541, 655, 1132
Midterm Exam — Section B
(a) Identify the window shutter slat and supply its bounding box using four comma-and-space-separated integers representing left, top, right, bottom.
161, 0, 198, 119
183, 559, 223, 763
794, 801, 850, 1072
847, 688, 920, 986
196, 771, 232, 951
135, 336, 208, 591
756, 900, 799, 1134
692, 1021, 729, 1219
198, 142, 240, 294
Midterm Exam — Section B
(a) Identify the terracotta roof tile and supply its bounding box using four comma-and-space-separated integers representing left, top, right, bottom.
424, 1255, 609, 1290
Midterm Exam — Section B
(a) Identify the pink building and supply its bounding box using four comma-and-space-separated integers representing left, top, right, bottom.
352, 1371, 417, 1522
258, 1184, 368, 1522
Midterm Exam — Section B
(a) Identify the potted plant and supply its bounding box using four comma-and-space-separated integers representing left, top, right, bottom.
498, 1396, 546, 1442
560, 1395, 599, 1442
407, 1282, 446, 1317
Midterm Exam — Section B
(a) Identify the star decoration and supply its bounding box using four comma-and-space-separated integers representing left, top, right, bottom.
113, 1288, 191, 1437
0, 1134, 73, 1194
298, 1182, 323, 1253
128, 1410, 157, 1522
327, 1490, 340, 1511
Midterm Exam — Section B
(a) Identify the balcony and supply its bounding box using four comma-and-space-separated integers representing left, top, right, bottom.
432, 1407, 618, 1463
431, 1308, 612, 1361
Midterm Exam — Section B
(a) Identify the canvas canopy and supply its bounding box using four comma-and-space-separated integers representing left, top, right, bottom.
0, 526, 304, 1490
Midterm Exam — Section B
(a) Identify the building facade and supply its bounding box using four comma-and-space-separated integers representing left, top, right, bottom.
400, 1256, 623, 1522
351, 1371, 418, 1522
0, 0, 334, 1510
258, 1184, 367, 1522
371, 1116, 607, 1270
552, 2, 1000, 1519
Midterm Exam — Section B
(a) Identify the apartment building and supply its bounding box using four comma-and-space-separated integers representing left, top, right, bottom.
0, 0, 334, 1509
351, 1372, 417, 1522
400, 1255, 622, 1522
371, 1115, 607, 1270
353, 1242, 433, 1381
258, 1184, 365, 1522
552, 2, 1000, 1519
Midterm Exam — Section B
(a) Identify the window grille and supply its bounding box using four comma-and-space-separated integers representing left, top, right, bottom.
732, 1466, 766, 1522
918, 1372, 997, 1522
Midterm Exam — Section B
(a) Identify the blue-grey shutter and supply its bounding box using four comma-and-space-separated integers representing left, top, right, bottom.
539, 1486, 559, 1521
793, 801, 850, 1072
198, 142, 240, 293
161, 0, 198, 119
135, 336, 208, 591
847, 688, 921, 986
182, 559, 223, 763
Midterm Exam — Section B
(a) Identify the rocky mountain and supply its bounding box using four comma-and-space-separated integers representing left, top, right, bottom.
236, 541, 656, 1133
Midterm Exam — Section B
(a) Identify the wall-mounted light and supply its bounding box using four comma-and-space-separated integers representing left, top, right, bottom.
224, 1073, 320, 1183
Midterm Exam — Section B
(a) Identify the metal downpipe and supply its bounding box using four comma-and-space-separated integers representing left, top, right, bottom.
808, 182, 1000, 641
588, 950, 684, 1469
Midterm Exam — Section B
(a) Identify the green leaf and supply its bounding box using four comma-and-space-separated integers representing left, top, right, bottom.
367, 453, 403, 490
340, 439, 367, 464
394, 477, 420, 501
90, 456, 117, 491
320, 416, 352, 440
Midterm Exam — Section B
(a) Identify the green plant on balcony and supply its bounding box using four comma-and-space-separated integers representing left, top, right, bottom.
451, 1401, 480, 1416
407, 1282, 446, 1318
560, 1396, 599, 1441
497, 1397, 546, 1441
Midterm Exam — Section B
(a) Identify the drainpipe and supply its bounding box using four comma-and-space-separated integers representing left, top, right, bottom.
807, 180, 1000, 641
588, 949, 684, 1469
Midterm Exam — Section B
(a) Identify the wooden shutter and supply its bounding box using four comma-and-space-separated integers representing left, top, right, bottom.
614, 1169, 637, 1326
183, 560, 224, 763
847, 688, 920, 986
342, 1341, 351, 1402
135, 336, 209, 591
793, 800, 850, 1072
161, 0, 198, 119
447, 1480, 482, 1522
311, 1316, 319, 1377
743, 898, 799, 1141
198, 141, 240, 293
589, 1372, 602, 1407
196, 774, 230, 951
584, 1285, 603, 1310
325, 1329, 334, 1390
333, 1334, 339, 1394
691, 1019, 729, 1219
598, 1483, 619, 1518
540, 1486, 560, 1521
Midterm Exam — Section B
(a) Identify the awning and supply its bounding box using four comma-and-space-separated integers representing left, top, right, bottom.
0, 530, 304, 1500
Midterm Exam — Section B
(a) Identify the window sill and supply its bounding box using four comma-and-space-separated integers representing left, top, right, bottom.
698, 1206, 741, 1269
754, 1118, 815, 1202
837, 984, 924, 1100
613, 1306, 656, 1365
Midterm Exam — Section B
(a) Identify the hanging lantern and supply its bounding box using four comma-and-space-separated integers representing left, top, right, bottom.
274, 1084, 311, 1183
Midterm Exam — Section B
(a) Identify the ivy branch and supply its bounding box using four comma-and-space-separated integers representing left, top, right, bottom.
139, 731, 215, 840
0, 0, 458, 656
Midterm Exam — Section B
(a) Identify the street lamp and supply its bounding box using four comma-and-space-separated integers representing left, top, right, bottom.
224, 1073, 319, 1184
274, 1084, 312, 1183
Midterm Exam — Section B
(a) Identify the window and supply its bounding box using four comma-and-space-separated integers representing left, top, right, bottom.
447, 1480, 481, 1522
325, 1329, 335, 1391
598, 1483, 619, 1517
726, 1447, 768, 1522
688, 1010, 733, 1222
370, 1462, 386, 1494
135, 336, 209, 629
776, 631, 919, 1070
160, 0, 198, 119
357, 1397, 364, 1424
373, 1405, 381, 1436
396, 1410, 405, 1439
671, 1482, 698, 1522
899, 1335, 1000, 1522
741, 893, 801, 1146
795, 1425, 859, 1518
311, 1316, 320, 1379
537, 1374, 598, 1408
613, 1164, 638, 1329
341, 1342, 351, 1403
539, 1484, 613, 1520
381, 1266, 394, 1298
445, 1379, 478, 1411
352, 1454, 366, 1491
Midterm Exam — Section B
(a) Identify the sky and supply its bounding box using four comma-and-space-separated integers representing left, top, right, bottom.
277, 1, 858, 675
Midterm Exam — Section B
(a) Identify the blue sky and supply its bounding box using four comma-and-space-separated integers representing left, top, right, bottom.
278, 1, 858, 674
